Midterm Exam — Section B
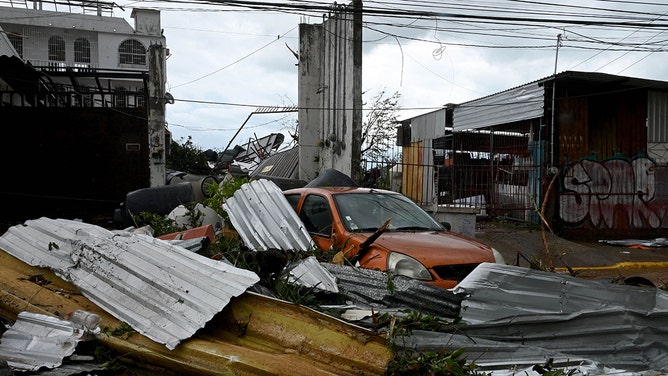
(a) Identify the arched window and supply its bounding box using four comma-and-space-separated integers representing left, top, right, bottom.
48, 35, 65, 61
118, 39, 146, 65
74, 38, 91, 63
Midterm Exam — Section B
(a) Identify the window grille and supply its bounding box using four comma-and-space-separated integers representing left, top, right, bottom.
74, 38, 91, 63
119, 39, 146, 65
48, 35, 66, 61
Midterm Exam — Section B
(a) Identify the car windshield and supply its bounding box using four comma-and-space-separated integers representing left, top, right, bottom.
333, 192, 444, 232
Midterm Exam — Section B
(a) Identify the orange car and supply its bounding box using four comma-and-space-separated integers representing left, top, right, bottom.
283, 186, 504, 289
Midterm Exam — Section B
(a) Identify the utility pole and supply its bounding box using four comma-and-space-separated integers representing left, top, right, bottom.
550, 33, 562, 168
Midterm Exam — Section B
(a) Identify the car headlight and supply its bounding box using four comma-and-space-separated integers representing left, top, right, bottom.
492, 247, 506, 264
387, 252, 433, 280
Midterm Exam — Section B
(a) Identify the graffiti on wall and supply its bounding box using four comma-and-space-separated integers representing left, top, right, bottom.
559, 156, 666, 230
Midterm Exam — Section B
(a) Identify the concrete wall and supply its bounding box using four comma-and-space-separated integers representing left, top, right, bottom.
298, 1, 362, 182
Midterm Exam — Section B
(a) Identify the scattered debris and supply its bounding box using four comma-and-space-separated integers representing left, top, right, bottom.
600, 238, 668, 248
283, 256, 339, 294
0, 218, 260, 350
0, 311, 96, 372
223, 179, 315, 252
0, 173, 667, 374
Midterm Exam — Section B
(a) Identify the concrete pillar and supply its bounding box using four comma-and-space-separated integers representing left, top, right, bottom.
298, 0, 362, 182
148, 43, 166, 187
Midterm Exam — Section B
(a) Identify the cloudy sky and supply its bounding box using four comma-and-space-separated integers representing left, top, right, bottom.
116, 0, 668, 152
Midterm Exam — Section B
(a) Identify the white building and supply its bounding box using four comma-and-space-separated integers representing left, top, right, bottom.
0, 0, 166, 100
0, 0, 170, 222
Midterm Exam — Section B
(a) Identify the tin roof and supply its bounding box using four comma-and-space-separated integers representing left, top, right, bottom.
223, 179, 315, 252
0, 217, 260, 350
401, 262, 668, 375
0, 312, 89, 371
251, 146, 301, 180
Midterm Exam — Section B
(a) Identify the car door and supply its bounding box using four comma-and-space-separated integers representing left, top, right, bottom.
298, 194, 335, 252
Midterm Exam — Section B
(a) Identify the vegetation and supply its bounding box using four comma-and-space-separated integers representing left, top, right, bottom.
385, 311, 486, 376
166, 135, 215, 175
386, 348, 488, 376
132, 211, 183, 237
361, 89, 401, 163
102, 321, 137, 340
204, 176, 248, 226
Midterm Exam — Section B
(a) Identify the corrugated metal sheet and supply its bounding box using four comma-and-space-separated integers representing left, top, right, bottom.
404, 112, 443, 204
454, 262, 668, 324
647, 90, 668, 143
0, 217, 260, 350
285, 256, 339, 293
453, 83, 544, 131
394, 262, 668, 375
0, 311, 88, 371
409, 109, 445, 141
322, 263, 462, 319
251, 146, 300, 179
223, 179, 315, 252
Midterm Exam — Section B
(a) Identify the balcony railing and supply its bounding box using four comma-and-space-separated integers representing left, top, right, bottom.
0, 0, 119, 16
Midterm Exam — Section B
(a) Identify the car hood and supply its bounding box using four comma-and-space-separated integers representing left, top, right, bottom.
368, 231, 496, 266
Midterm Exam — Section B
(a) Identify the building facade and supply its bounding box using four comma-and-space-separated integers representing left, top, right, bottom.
0, 0, 169, 224
400, 71, 668, 239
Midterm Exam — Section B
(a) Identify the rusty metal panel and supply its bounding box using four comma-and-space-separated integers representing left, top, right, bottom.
557, 155, 668, 239
402, 142, 424, 203
558, 97, 589, 163
453, 83, 544, 131
648, 90, 668, 143
587, 92, 647, 160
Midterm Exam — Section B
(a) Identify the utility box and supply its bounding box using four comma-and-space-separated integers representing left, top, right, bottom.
427, 205, 480, 238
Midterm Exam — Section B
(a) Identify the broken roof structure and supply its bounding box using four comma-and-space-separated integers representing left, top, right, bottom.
223, 178, 315, 252
0, 177, 666, 374
0, 217, 259, 350
411, 263, 668, 375
0, 312, 93, 371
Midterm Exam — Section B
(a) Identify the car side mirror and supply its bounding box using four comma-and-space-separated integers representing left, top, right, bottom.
440, 222, 451, 231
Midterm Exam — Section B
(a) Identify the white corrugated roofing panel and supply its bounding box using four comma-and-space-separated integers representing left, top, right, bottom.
454, 83, 545, 131
0, 311, 87, 371
285, 256, 339, 293
398, 263, 668, 375
453, 263, 668, 324
0, 218, 260, 350
223, 179, 315, 252
409, 109, 445, 141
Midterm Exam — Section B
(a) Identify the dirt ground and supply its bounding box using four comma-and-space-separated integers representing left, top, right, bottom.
473, 218, 668, 288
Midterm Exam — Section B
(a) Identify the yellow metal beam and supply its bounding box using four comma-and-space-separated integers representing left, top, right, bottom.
0, 249, 390, 375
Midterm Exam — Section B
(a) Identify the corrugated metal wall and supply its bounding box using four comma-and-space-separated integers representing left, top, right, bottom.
647, 91, 668, 143
454, 83, 544, 131
556, 88, 668, 239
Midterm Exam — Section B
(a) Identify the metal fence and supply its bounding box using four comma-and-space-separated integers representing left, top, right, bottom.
361, 124, 542, 222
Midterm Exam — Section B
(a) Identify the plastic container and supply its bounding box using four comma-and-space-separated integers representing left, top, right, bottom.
68, 310, 101, 331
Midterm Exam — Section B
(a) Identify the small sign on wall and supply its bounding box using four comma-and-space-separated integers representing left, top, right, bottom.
126, 143, 141, 151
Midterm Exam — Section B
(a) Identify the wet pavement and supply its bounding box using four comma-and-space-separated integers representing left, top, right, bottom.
474, 219, 668, 287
